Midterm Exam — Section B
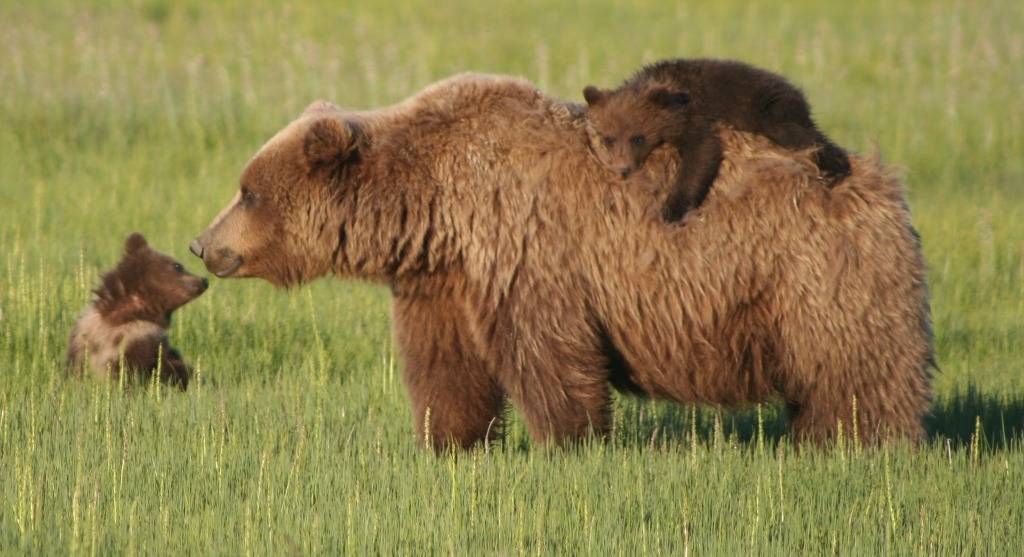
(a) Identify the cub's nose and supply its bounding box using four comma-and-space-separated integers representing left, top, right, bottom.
189, 241, 204, 258
617, 166, 633, 178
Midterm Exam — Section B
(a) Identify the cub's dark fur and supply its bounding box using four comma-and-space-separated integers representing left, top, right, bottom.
66, 233, 208, 388
584, 58, 850, 221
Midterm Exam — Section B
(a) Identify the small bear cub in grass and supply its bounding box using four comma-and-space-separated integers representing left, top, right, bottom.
584, 58, 851, 222
67, 233, 207, 389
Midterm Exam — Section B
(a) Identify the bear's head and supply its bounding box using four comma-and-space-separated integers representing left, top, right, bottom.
190, 101, 363, 287
583, 84, 694, 178
98, 233, 208, 321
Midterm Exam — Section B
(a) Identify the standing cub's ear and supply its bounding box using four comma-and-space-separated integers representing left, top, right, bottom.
648, 87, 691, 108
582, 85, 607, 106
124, 232, 148, 254
303, 115, 362, 171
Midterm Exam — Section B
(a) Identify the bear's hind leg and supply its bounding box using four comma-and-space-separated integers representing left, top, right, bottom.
786, 397, 843, 446
755, 97, 850, 187
810, 139, 851, 185
787, 384, 927, 447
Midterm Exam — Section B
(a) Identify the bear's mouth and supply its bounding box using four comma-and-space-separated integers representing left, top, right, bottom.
212, 256, 244, 278
197, 247, 244, 278
190, 240, 245, 279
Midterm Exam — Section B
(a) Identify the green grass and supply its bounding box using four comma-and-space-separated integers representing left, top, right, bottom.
2, 0, 1023, 553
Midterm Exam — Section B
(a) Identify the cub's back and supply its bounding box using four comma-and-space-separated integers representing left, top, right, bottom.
66, 307, 166, 377
637, 59, 810, 128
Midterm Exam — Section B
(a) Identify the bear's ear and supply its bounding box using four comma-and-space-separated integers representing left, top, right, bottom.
303, 115, 362, 171
583, 85, 607, 106
648, 87, 691, 108
124, 233, 148, 254
302, 99, 339, 116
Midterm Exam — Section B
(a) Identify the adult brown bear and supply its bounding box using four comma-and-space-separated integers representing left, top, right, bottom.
191, 74, 933, 450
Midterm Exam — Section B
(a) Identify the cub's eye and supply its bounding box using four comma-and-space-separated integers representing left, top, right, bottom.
670, 92, 691, 107
602, 136, 615, 147
173, 263, 185, 273
241, 187, 257, 206
630, 135, 646, 146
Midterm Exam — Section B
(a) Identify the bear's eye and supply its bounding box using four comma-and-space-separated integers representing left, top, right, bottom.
602, 136, 615, 147
173, 263, 184, 273
630, 135, 646, 147
241, 188, 257, 206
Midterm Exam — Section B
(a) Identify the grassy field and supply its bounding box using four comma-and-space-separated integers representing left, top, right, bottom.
1, 0, 1023, 553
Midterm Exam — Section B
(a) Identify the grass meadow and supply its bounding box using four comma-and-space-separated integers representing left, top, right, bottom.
1, 0, 1022, 553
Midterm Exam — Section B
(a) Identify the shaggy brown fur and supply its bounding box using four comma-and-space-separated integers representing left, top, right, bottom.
584, 59, 851, 221
191, 74, 933, 450
67, 233, 207, 388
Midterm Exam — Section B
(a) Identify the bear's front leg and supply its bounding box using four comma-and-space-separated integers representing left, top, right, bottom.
393, 293, 506, 451
496, 323, 612, 445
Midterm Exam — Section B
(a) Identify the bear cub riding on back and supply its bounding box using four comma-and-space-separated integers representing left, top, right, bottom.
584, 58, 851, 222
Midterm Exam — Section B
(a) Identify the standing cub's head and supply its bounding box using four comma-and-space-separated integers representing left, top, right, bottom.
95, 233, 209, 324
583, 84, 694, 178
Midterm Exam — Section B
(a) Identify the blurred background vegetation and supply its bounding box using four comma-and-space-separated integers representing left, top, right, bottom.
1, 0, 1021, 553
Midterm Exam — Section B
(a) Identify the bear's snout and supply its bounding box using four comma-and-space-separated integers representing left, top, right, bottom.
189, 241, 204, 259
189, 236, 243, 278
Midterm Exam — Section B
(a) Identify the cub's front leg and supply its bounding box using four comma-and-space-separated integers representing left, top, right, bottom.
662, 133, 723, 222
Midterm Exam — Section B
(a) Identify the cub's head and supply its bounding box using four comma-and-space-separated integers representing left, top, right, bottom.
583, 84, 693, 178
103, 233, 208, 317
190, 101, 363, 287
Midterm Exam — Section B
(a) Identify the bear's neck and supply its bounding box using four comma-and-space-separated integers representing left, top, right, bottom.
320, 77, 580, 287
324, 149, 455, 283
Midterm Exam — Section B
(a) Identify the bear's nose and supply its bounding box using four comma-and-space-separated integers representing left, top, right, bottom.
618, 166, 632, 178
189, 241, 204, 259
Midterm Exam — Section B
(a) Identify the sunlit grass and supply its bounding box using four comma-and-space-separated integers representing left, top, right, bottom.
1, 0, 1022, 553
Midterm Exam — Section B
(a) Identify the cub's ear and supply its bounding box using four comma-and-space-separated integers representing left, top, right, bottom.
303, 115, 362, 171
648, 87, 691, 108
582, 85, 607, 106
124, 233, 148, 254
